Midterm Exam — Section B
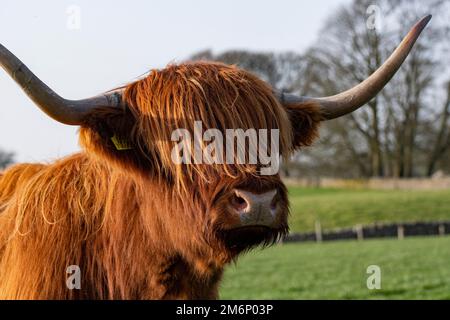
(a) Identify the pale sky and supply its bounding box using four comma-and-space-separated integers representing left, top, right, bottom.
0, 0, 350, 163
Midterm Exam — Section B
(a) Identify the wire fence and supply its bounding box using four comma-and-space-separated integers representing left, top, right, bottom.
284, 221, 450, 243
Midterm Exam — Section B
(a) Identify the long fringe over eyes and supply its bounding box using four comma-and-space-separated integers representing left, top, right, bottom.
123, 62, 295, 191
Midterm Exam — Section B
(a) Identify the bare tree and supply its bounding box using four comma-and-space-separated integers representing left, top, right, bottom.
188, 49, 307, 90
426, 82, 450, 176
300, 0, 449, 178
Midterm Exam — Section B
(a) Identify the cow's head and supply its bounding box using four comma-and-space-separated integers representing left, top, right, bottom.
0, 16, 430, 260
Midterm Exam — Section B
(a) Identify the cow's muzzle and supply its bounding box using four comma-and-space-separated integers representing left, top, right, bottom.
230, 189, 279, 227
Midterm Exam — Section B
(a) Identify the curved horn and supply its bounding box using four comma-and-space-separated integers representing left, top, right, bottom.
280, 15, 432, 120
0, 44, 123, 125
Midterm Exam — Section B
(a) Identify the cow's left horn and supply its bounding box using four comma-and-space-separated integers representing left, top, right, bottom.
280, 15, 432, 120
0, 44, 123, 125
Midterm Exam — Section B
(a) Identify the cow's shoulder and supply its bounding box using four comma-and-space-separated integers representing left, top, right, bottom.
0, 162, 47, 201
0, 153, 95, 203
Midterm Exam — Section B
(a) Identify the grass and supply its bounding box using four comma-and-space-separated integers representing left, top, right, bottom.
288, 187, 450, 233
220, 236, 450, 299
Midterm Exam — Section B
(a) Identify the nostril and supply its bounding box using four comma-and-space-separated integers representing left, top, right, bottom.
231, 193, 248, 212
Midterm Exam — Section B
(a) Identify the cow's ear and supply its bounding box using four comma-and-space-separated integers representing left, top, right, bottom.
285, 101, 323, 150
79, 107, 151, 174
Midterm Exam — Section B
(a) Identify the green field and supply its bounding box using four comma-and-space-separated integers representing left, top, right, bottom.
288, 187, 450, 233
220, 236, 450, 299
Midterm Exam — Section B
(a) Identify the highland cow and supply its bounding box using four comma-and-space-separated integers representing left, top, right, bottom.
0, 16, 430, 299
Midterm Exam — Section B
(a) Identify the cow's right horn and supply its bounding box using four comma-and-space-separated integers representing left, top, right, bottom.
0, 44, 123, 125
279, 15, 432, 121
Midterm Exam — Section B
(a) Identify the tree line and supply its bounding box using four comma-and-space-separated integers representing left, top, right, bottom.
0, 150, 14, 170
188, 0, 450, 178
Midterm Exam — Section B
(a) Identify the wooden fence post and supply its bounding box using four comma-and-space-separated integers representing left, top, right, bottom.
355, 224, 364, 241
439, 224, 445, 237
315, 220, 322, 243
397, 225, 404, 240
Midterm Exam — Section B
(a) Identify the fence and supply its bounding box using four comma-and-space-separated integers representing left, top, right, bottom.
284, 221, 450, 243
283, 177, 450, 190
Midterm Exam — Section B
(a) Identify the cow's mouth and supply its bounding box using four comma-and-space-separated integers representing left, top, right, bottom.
228, 225, 273, 232
217, 225, 287, 254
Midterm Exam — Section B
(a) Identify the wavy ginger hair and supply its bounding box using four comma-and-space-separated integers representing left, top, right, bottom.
0, 62, 321, 299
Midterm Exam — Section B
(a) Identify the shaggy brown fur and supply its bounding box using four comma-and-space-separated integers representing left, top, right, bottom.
0, 62, 321, 299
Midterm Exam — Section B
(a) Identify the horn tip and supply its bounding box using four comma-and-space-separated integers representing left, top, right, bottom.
419, 15, 432, 28
406, 15, 432, 44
